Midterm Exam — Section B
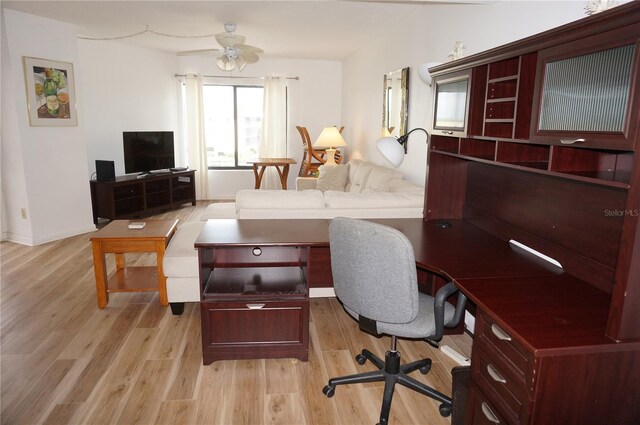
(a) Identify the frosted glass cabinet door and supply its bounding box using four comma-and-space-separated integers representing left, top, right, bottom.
531, 28, 640, 151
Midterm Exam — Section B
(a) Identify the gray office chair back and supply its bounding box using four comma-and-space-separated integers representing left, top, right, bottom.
329, 217, 420, 325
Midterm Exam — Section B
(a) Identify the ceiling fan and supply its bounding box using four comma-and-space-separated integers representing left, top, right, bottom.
178, 23, 263, 72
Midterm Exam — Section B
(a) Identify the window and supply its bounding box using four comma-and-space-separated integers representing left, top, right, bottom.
203, 85, 264, 168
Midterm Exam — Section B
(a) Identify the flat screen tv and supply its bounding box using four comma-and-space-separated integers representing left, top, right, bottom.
123, 131, 175, 174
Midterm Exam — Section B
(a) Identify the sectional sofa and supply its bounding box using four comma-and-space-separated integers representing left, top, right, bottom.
163, 159, 425, 314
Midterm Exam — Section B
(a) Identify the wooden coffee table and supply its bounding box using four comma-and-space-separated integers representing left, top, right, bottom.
90, 219, 178, 308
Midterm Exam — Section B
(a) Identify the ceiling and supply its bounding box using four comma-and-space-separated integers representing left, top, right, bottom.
2, 0, 493, 60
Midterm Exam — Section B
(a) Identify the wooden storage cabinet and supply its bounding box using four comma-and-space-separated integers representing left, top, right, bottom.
530, 25, 640, 151
198, 246, 310, 365
89, 170, 196, 224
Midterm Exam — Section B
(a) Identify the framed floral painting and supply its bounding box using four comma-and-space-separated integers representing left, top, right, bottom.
23, 56, 78, 126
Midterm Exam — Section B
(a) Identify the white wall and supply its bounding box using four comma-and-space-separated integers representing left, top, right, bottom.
341, 1, 587, 186
1, 9, 95, 245
78, 41, 180, 177
177, 56, 342, 199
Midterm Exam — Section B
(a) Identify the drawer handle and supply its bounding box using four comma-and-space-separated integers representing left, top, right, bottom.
246, 303, 265, 310
491, 324, 512, 341
560, 138, 585, 145
481, 402, 500, 424
252, 247, 262, 256
442, 130, 454, 135
487, 364, 507, 384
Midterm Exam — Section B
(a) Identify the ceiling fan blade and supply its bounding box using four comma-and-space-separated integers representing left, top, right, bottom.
240, 51, 260, 64
177, 48, 220, 56
235, 44, 263, 54
215, 32, 245, 48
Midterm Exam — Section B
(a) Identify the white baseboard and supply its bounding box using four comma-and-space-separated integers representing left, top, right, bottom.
4, 224, 96, 246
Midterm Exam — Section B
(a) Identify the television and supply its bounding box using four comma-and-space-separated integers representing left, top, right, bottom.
123, 131, 175, 174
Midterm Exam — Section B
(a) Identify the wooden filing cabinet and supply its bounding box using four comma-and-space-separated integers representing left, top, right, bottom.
198, 244, 310, 365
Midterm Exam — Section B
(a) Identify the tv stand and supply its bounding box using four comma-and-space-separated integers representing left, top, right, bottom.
89, 170, 196, 224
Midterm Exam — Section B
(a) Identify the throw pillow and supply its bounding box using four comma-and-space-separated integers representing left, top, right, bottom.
316, 164, 348, 192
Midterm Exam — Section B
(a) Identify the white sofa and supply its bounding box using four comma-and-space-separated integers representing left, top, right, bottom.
202, 159, 425, 220
163, 159, 425, 314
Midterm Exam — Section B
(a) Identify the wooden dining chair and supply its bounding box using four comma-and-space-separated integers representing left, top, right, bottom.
296, 126, 343, 177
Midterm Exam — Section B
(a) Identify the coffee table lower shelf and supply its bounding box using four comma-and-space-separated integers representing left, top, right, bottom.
107, 266, 160, 292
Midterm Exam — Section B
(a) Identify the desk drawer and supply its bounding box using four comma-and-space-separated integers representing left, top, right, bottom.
475, 311, 534, 384
466, 382, 513, 425
200, 299, 309, 364
472, 345, 531, 425
213, 246, 302, 267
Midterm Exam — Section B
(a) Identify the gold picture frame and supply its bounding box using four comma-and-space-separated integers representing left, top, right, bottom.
23, 56, 78, 126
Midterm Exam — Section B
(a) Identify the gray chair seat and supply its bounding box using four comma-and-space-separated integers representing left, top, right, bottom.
344, 292, 456, 339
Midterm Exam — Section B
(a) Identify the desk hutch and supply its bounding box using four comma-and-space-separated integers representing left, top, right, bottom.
426, 3, 640, 423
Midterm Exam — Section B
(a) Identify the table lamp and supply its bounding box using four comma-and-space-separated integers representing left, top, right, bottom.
314, 127, 347, 167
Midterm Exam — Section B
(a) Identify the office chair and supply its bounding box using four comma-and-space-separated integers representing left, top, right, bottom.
323, 217, 467, 425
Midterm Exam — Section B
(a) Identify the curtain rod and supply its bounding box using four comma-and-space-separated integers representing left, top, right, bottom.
175, 73, 299, 80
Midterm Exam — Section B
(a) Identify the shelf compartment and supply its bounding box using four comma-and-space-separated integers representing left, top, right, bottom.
496, 142, 550, 170
488, 57, 520, 79
484, 122, 514, 139
550, 146, 634, 185
114, 197, 144, 215
430, 135, 460, 154
204, 266, 307, 299
146, 192, 171, 208
487, 79, 518, 100
460, 138, 496, 160
146, 179, 170, 193
113, 184, 142, 200
486, 102, 515, 120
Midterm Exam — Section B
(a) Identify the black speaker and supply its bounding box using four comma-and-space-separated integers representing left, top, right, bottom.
95, 160, 115, 181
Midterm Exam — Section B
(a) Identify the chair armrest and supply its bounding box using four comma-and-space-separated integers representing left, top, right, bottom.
296, 177, 318, 191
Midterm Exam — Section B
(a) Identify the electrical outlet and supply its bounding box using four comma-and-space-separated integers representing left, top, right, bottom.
20, 208, 27, 219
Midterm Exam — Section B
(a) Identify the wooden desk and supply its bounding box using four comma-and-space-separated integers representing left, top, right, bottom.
90, 219, 178, 308
248, 158, 297, 190
197, 218, 640, 422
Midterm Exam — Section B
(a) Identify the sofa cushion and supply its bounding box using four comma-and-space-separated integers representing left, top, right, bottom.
163, 221, 205, 278
346, 160, 376, 193
323, 190, 424, 209
200, 202, 236, 220
316, 164, 349, 192
389, 179, 425, 194
236, 189, 324, 211
363, 166, 404, 193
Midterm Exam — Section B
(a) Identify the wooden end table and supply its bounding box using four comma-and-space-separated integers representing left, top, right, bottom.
90, 219, 178, 308
247, 158, 297, 190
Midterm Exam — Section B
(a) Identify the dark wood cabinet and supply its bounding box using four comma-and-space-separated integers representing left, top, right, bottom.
89, 170, 196, 224
530, 24, 640, 151
195, 221, 317, 365
427, 3, 640, 423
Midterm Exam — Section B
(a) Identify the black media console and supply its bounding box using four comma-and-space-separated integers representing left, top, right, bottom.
89, 170, 196, 224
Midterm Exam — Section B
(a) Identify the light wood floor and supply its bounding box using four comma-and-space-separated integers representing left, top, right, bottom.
1, 202, 472, 425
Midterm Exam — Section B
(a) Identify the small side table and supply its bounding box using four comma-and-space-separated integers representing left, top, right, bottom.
248, 158, 297, 190
90, 219, 178, 308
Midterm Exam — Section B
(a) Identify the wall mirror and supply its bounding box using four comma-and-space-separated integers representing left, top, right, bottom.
382, 67, 409, 137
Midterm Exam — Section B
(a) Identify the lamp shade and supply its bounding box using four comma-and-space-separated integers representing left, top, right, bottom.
314, 127, 347, 149
377, 136, 405, 167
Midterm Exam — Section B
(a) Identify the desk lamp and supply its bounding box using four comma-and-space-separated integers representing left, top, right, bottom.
314, 127, 347, 167
377, 127, 429, 167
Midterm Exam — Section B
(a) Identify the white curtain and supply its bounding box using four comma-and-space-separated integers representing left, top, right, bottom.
183, 75, 209, 199
259, 76, 288, 189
